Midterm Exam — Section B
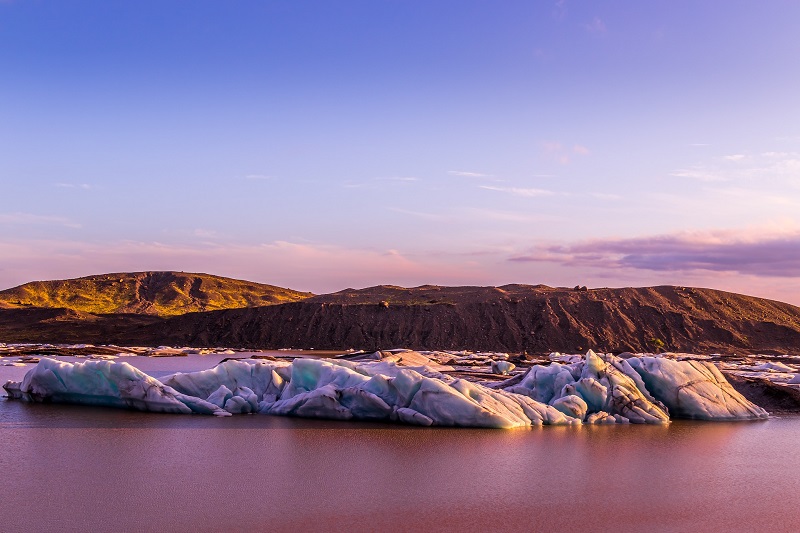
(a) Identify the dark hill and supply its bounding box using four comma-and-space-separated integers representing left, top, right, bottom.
142, 284, 800, 354
0, 271, 313, 317
4, 279, 800, 354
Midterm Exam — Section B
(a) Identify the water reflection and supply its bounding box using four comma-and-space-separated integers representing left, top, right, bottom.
1, 399, 799, 532
0, 353, 795, 531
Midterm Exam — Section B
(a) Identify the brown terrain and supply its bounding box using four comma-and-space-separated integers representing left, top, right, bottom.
0, 271, 311, 316
2, 273, 800, 354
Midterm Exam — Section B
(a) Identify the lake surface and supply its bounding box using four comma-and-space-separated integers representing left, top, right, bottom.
2, 355, 800, 532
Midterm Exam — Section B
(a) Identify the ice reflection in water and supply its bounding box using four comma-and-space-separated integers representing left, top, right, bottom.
1, 398, 798, 532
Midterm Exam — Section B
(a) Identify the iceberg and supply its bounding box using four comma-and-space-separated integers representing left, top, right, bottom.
3, 350, 768, 426
490, 360, 516, 375
627, 357, 769, 420
3, 358, 229, 416
506, 350, 670, 424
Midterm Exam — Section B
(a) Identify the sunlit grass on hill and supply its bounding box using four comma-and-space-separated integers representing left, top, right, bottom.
0, 271, 313, 317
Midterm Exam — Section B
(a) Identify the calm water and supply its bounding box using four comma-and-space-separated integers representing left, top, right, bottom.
2, 356, 800, 532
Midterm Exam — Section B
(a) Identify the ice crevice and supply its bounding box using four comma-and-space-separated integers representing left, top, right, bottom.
2, 350, 768, 427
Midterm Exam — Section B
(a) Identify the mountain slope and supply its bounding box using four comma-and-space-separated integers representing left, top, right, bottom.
0, 271, 313, 317
144, 284, 800, 353
4, 279, 800, 354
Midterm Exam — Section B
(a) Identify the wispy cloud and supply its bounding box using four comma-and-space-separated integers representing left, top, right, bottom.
193, 228, 223, 240
448, 170, 492, 178
590, 192, 622, 201
461, 207, 552, 223
479, 185, 555, 197
542, 141, 590, 165
670, 167, 727, 182
0, 238, 491, 294
552, 0, 567, 20
705, 186, 800, 207
56, 183, 91, 190
509, 227, 800, 277
585, 16, 607, 34
388, 207, 446, 221
342, 176, 420, 189
671, 150, 800, 187
374, 176, 419, 182
542, 141, 563, 153
572, 144, 590, 156
245, 174, 272, 180
0, 212, 81, 228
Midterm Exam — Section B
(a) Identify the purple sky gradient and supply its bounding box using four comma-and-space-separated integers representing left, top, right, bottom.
2, 1, 800, 303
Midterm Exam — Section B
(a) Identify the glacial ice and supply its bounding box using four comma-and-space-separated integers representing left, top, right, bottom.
627, 357, 769, 420
3, 358, 229, 416
505, 350, 671, 424
490, 360, 515, 375
747, 361, 797, 372
3, 350, 768, 426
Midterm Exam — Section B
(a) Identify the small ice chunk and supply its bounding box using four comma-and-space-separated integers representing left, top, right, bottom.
586, 411, 617, 424
490, 360, 516, 375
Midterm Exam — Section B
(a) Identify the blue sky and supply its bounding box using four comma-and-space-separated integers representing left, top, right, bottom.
3, 1, 800, 302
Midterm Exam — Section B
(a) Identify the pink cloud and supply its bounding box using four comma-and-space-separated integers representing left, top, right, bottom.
5, 229, 800, 306
572, 144, 590, 156
542, 141, 590, 165
542, 141, 563, 153
0, 239, 493, 294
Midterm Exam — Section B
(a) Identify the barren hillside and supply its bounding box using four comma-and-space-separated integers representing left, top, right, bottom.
0, 271, 313, 316
3, 278, 800, 354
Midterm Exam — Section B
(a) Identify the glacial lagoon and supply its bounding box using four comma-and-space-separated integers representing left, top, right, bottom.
2, 352, 800, 531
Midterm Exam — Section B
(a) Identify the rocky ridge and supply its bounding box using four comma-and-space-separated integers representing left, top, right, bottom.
3, 276, 800, 354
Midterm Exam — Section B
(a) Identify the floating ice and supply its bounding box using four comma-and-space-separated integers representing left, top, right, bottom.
490, 360, 515, 375
506, 350, 671, 424
3, 358, 228, 416
627, 357, 769, 420
745, 361, 797, 373
3, 350, 768, 426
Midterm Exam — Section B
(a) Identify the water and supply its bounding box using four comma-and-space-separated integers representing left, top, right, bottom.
2, 357, 800, 531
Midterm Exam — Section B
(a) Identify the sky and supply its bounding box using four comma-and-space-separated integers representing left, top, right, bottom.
3, 1, 800, 303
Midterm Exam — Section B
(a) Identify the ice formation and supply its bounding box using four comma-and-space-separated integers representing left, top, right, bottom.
504, 350, 671, 424
3, 350, 768, 427
627, 357, 770, 420
490, 360, 515, 375
3, 358, 228, 416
